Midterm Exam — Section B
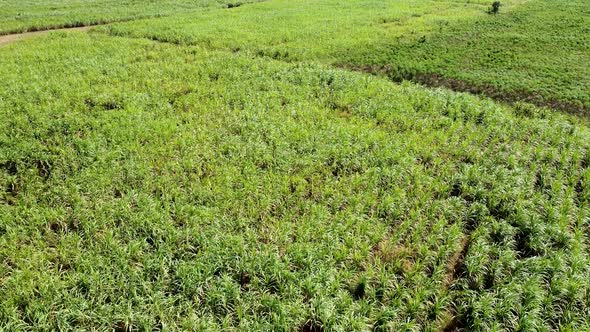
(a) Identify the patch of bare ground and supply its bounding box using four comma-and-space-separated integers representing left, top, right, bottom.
440, 234, 472, 332
0, 26, 93, 47
340, 64, 589, 117
443, 235, 470, 289
413, 73, 588, 116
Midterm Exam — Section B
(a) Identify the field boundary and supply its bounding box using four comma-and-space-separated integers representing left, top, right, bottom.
339, 64, 589, 117
441, 235, 472, 332
0, 1, 268, 38
0, 26, 97, 47
412, 73, 589, 117
0, 18, 143, 37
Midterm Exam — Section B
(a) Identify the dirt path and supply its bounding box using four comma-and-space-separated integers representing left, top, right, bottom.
0, 26, 92, 47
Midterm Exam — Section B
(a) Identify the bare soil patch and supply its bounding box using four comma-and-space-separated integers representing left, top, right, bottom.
340, 64, 589, 117
0, 26, 92, 47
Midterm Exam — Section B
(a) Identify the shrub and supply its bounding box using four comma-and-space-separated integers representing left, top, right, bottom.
488, 1, 501, 15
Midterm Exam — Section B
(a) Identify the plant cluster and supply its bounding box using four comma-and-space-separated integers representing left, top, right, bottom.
488, 1, 502, 15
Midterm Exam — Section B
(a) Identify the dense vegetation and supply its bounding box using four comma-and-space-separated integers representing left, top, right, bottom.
0, 0, 589, 331
370, 0, 590, 114
1, 31, 589, 331
101, 0, 590, 114
0, 0, 260, 35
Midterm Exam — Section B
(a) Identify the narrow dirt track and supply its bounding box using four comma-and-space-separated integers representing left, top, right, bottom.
0, 26, 92, 47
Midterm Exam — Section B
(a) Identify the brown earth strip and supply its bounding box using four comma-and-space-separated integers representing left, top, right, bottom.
440, 234, 472, 332
0, 26, 93, 47
442, 235, 470, 290
0, 1, 267, 38
0, 15, 161, 37
413, 73, 588, 117
340, 64, 589, 117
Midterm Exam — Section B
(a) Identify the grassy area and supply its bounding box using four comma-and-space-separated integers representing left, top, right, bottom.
100, 0, 590, 114
359, 0, 590, 114
99, 0, 495, 61
0, 0, 261, 35
1, 31, 589, 330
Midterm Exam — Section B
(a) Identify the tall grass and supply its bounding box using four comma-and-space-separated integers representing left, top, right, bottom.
0, 32, 588, 330
0, 0, 264, 35
99, 0, 590, 114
